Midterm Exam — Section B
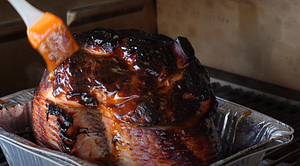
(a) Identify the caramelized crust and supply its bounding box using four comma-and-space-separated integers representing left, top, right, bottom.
32, 28, 221, 165
51, 28, 215, 125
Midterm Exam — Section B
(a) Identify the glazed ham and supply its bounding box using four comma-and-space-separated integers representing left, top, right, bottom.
32, 28, 222, 165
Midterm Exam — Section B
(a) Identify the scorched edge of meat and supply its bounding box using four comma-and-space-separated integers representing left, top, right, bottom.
32, 28, 222, 165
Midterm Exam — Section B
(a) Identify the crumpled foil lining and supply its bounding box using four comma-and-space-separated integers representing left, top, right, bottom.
211, 97, 294, 165
0, 89, 294, 166
0, 88, 34, 134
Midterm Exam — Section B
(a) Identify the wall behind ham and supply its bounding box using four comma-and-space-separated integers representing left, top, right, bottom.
157, 0, 300, 92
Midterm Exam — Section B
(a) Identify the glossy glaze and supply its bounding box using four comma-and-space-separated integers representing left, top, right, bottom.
51, 28, 215, 125
32, 28, 221, 165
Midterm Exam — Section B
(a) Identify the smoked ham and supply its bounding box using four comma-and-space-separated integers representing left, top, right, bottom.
32, 28, 222, 165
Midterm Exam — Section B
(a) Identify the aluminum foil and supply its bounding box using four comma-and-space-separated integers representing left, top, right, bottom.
0, 88, 34, 134
211, 97, 294, 166
0, 89, 294, 166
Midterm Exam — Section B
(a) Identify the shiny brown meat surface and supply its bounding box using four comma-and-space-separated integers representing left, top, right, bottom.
32, 28, 222, 165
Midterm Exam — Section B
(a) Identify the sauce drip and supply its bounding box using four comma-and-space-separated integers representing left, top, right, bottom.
233, 110, 252, 143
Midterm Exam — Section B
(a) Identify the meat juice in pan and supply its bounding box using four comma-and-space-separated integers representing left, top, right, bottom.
32, 28, 222, 165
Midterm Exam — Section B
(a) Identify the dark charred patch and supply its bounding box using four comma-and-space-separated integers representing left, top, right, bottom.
45, 102, 75, 152
67, 91, 98, 107
74, 28, 121, 51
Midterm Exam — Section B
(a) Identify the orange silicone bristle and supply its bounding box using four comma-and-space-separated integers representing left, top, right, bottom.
27, 12, 79, 73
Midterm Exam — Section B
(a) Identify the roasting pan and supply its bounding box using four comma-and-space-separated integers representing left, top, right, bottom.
0, 89, 294, 166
